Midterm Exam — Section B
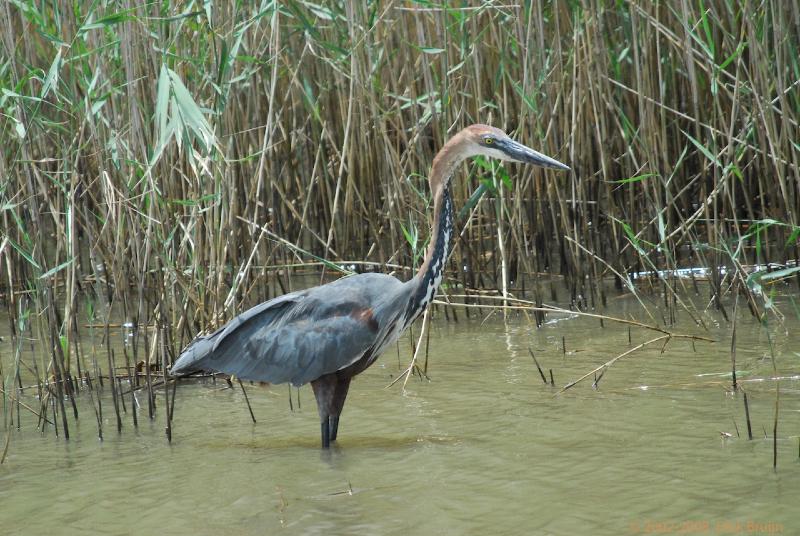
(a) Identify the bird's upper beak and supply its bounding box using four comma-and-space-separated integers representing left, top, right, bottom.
499, 139, 570, 171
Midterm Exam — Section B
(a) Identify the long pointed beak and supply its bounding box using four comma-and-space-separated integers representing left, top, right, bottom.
502, 139, 570, 171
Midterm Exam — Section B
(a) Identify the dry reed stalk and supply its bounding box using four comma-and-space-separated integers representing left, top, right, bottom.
528, 348, 548, 385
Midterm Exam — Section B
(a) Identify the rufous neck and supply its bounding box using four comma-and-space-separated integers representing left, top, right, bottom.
415, 131, 471, 279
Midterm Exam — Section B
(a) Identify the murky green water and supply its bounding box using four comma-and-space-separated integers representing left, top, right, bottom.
2, 297, 798, 535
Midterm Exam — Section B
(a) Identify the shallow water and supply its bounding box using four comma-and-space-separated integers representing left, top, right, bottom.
1, 297, 799, 535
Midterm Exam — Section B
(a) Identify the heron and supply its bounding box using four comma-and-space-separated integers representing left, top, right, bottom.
170, 124, 569, 448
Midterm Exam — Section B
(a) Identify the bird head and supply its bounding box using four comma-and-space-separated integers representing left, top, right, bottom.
463, 124, 570, 171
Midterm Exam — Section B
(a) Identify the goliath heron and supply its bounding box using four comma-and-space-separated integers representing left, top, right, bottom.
171, 124, 569, 447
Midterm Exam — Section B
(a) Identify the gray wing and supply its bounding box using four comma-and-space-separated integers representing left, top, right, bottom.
170, 274, 411, 386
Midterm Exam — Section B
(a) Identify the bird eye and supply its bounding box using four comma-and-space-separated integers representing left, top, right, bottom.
484, 137, 494, 145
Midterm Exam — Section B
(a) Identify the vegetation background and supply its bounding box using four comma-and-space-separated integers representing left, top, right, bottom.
1, 1, 798, 427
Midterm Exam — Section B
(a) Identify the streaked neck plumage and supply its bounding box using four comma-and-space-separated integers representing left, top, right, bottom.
403, 131, 472, 324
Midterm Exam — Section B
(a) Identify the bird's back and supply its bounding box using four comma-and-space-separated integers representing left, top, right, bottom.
171, 273, 414, 386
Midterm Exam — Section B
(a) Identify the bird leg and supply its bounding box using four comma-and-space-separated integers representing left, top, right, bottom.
328, 416, 339, 443
311, 375, 336, 448
311, 375, 352, 447
320, 420, 331, 449
329, 377, 351, 442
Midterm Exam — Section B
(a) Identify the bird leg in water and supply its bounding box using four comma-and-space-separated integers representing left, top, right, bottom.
329, 377, 351, 441
309, 375, 334, 448
328, 416, 339, 442
311, 375, 352, 447
320, 420, 331, 449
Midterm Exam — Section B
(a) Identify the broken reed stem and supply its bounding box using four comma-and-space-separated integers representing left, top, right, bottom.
528, 348, 548, 385
773, 394, 780, 470
592, 368, 606, 390
730, 284, 739, 390
168, 378, 177, 424
146, 332, 157, 420
743, 391, 753, 440
557, 334, 672, 394
161, 328, 172, 442
764, 323, 779, 470
105, 323, 122, 433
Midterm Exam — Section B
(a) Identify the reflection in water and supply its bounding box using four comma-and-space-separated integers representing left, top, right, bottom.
1, 300, 798, 535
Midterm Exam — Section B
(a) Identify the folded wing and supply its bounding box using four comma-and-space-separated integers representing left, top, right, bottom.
171, 274, 410, 386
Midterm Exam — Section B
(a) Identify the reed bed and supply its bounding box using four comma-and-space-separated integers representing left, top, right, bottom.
0, 2, 798, 450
